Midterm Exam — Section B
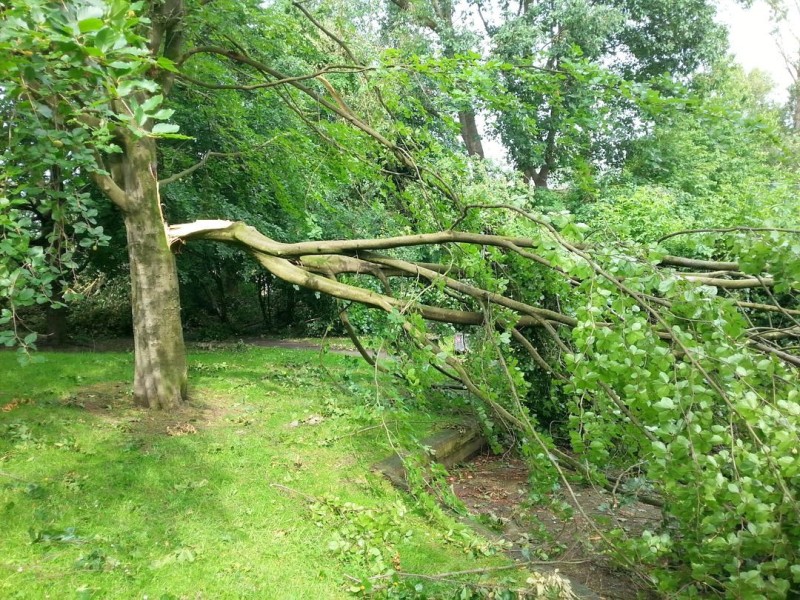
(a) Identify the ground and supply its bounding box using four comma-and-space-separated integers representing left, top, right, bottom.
449, 454, 662, 599
1, 342, 659, 599
0, 345, 527, 599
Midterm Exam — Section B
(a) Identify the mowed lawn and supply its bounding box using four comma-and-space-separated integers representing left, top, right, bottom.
0, 346, 504, 599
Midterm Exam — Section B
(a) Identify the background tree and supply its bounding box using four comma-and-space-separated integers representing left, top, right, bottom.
2, 0, 191, 407
584, 65, 800, 241
765, 0, 800, 130
488, 0, 726, 188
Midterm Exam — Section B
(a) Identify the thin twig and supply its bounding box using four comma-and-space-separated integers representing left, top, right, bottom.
657, 226, 800, 244
269, 483, 317, 502
292, 1, 359, 64
0, 470, 29, 483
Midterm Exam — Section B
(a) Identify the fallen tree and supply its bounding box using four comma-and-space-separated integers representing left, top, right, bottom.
168, 210, 800, 597
5, 1, 798, 595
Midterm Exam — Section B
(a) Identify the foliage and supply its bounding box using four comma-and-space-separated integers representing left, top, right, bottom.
0, 0, 179, 351
170, 200, 799, 597
383, 0, 726, 186
581, 65, 800, 248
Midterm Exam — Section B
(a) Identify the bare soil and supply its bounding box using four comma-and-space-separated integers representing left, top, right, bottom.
449, 453, 662, 600
60, 381, 233, 440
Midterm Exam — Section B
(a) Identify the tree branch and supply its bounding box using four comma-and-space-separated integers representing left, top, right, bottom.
160, 135, 284, 186
657, 226, 800, 244
90, 171, 130, 211
292, 1, 359, 64
177, 65, 369, 92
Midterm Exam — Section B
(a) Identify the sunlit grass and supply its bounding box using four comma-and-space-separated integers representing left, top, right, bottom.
0, 347, 503, 599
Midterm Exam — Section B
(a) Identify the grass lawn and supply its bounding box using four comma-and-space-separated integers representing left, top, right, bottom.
0, 346, 511, 599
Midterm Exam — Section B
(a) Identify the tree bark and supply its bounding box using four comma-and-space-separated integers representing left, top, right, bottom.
122, 139, 187, 409
458, 109, 485, 158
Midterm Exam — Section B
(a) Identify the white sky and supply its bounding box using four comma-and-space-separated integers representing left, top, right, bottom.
716, 0, 797, 102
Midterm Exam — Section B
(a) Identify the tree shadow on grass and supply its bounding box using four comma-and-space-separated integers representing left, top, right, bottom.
0, 389, 246, 598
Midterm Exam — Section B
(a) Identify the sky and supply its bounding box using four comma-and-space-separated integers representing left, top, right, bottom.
716, 0, 796, 102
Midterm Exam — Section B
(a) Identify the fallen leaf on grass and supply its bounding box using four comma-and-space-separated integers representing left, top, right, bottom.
166, 423, 197, 436
288, 414, 325, 428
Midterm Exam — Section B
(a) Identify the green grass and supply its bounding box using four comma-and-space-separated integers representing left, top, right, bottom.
0, 346, 506, 599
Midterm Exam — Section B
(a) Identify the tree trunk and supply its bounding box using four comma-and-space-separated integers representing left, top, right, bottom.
793, 87, 800, 132
458, 109, 485, 158
257, 274, 273, 331
532, 165, 550, 189
392, 1, 486, 160
122, 139, 187, 409
45, 304, 68, 346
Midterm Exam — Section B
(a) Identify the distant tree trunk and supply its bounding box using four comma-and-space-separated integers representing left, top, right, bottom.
257, 274, 273, 330
532, 164, 551, 189
283, 283, 296, 326
45, 304, 68, 346
522, 165, 551, 189
458, 109, 485, 158
521, 125, 556, 189
213, 271, 229, 324
201, 265, 229, 324
121, 139, 187, 409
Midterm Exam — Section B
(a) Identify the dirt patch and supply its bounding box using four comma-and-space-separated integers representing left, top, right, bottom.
449, 453, 661, 600
60, 382, 234, 438
62, 381, 131, 413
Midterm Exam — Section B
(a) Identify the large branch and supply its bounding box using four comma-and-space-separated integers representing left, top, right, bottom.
167, 218, 799, 517
167, 220, 798, 371
168, 221, 546, 327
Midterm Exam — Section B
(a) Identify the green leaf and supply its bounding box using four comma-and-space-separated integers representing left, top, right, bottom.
117, 79, 159, 97
108, 60, 136, 70
78, 18, 105, 33
35, 103, 53, 118
151, 123, 180, 135
654, 397, 675, 410
156, 56, 179, 73
141, 94, 163, 113
150, 108, 174, 120
93, 27, 117, 52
